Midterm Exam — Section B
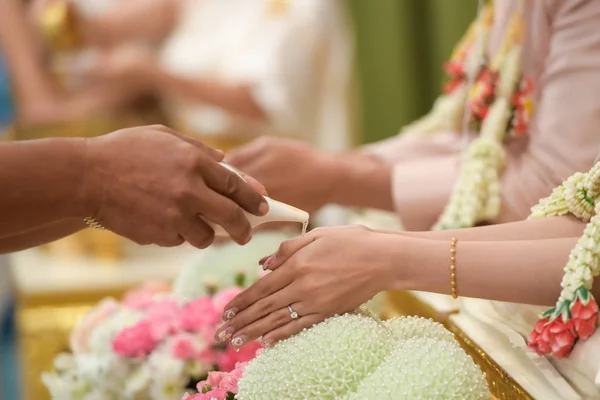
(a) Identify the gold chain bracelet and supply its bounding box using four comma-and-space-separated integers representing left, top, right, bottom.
83, 217, 106, 230
450, 238, 458, 299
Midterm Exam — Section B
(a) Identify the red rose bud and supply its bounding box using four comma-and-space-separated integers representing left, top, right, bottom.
571, 298, 599, 340
528, 317, 577, 359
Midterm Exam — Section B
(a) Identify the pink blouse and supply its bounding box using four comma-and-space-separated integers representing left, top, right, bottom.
364, 0, 600, 231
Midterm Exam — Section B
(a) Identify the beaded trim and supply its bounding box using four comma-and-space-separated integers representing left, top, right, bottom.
83, 217, 106, 231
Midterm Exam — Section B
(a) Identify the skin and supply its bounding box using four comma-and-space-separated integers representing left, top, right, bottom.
214, 217, 593, 349
0, 125, 269, 253
226, 138, 394, 215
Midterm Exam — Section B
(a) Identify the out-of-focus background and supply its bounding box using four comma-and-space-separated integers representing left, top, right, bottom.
0, 0, 476, 398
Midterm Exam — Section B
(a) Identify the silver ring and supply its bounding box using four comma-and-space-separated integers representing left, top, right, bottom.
287, 305, 299, 320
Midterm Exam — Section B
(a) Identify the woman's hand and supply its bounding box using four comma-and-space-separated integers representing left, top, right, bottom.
214, 226, 397, 348
226, 138, 343, 214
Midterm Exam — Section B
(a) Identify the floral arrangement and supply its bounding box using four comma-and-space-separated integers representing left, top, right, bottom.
182, 313, 489, 400
173, 231, 294, 303
433, 9, 528, 230
527, 163, 600, 358
43, 283, 260, 400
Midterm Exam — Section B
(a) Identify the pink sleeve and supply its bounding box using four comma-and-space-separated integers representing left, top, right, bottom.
497, 0, 600, 223
361, 131, 461, 164
364, 0, 600, 230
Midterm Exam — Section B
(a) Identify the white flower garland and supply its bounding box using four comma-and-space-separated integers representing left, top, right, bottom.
527, 162, 600, 358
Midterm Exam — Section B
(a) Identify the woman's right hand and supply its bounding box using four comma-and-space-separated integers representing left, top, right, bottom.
84, 125, 269, 248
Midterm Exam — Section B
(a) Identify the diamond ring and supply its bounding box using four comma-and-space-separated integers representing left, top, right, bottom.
288, 305, 299, 320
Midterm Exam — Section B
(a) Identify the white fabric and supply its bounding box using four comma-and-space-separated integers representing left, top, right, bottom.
160, 0, 355, 150
460, 298, 600, 398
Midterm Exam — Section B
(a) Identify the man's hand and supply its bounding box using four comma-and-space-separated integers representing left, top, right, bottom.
226, 138, 340, 214
84, 125, 269, 248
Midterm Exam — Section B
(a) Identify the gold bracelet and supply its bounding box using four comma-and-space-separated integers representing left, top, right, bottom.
450, 238, 458, 299
83, 217, 106, 230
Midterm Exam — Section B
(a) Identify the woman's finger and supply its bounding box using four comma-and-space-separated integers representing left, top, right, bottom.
216, 285, 298, 342
261, 234, 317, 271
221, 266, 296, 321
261, 314, 324, 347
226, 302, 310, 348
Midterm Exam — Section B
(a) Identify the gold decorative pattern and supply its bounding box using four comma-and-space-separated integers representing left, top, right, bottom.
447, 320, 534, 400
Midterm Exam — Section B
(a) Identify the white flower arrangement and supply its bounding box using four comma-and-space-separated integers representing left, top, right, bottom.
190, 314, 489, 400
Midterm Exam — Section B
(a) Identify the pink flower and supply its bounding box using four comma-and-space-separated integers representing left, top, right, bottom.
528, 317, 576, 359
113, 320, 158, 357
213, 287, 243, 315
217, 342, 260, 373
70, 299, 120, 354
196, 362, 248, 398
171, 334, 198, 360
180, 297, 220, 333
122, 282, 171, 310
146, 299, 181, 341
184, 388, 229, 400
571, 297, 599, 340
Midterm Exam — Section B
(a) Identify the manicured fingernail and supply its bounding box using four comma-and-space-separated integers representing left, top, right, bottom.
224, 308, 238, 320
230, 335, 247, 348
258, 255, 269, 265
216, 326, 236, 342
258, 200, 269, 216
263, 255, 276, 270
261, 338, 273, 349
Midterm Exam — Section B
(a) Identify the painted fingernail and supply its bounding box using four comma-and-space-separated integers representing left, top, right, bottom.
216, 326, 236, 342
258, 255, 269, 266
261, 338, 273, 349
224, 308, 238, 320
230, 335, 247, 348
263, 255, 276, 270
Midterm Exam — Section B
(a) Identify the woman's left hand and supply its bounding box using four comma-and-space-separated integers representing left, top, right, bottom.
214, 226, 396, 349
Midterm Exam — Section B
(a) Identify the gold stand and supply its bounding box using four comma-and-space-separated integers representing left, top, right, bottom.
16, 286, 129, 400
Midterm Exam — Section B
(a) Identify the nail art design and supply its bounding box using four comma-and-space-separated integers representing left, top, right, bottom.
263, 255, 276, 270
224, 308, 238, 320
261, 338, 273, 349
231, 335, 246, 348
217, 326, 235, 342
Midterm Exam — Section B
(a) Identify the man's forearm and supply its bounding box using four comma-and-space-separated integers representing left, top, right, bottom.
0, 138, 89, 238
0, 219, 85, 254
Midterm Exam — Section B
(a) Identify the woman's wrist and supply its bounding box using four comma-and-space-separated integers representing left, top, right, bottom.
378, 234, 450, 295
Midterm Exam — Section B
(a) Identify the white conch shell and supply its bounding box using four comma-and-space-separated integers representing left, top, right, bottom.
204, 163, 309, 237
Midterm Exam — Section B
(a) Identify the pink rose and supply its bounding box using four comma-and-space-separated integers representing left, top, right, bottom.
183, 388, 229, 400
113, 320, 158, 357
122, 282, 171, 310
146, 299, 181, 341
571, 298, 599, 340
70, 298, 120, 354
528, 317, 576, 359
213, 287, 243, 314
171, 334, 198, 360
217, 342, 260, 373
180, 297, 220, 333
